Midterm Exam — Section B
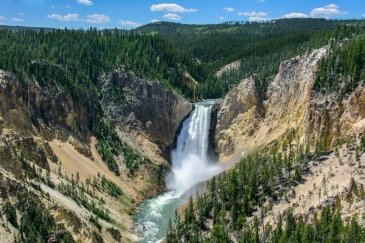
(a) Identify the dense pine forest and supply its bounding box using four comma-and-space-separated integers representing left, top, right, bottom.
315, 32, 365, 95
1, 19, 364, 101
0, 28, 202, 98
137, 19, 365, 97
166, 134, 365, 242
1, 20, 365, 242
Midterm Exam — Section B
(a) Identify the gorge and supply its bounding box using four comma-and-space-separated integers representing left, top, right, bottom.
0, 18, 365, 243
135, 100, 222, 242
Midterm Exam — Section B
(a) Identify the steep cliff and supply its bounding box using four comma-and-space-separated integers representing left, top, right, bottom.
0, 68, 191, 242
99, 69, 192, 162
215, 48, 333, 161
216, 47, 365, 162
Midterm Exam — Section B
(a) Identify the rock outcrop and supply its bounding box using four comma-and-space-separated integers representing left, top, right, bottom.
100, 69, 192, 160
215, 47, 365, 162
0, 70, 95, 142
0, 68, 192, 242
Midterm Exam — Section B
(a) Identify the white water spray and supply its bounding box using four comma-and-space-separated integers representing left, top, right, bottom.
167, 101, 222, 194
135, 100, 222, 243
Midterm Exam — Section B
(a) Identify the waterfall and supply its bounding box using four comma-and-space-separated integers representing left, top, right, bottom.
135, 100, 222, 243
167, 101, 221, 194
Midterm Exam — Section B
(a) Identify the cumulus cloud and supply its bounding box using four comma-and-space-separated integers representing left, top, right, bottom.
238, 11, 269, 21
310, 4, 347, 18
283, 12, 309, 18
151, 3, 197, 13
11, 18, 23, 22
77, 0, 93, 6
248, 16, 269, 22
163, 13, 182, 21
119, 20, 142, 28
151, 19, 160, 23
47, 13, 79, 21
238, 11, 268, 17
224, 7, 234, 12
87, 14, 110, 24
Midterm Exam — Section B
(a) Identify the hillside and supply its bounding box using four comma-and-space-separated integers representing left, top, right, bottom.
137, 19, 365, 98
166, 32, 365, 242
0, 18, 365, 243
0, 27, 194, 242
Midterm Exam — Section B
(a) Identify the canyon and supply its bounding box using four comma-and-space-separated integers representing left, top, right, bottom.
0, 43, 365, 242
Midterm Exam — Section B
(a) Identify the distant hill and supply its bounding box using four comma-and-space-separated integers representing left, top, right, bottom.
136, 19, 365, 97
0, 25, 54, 32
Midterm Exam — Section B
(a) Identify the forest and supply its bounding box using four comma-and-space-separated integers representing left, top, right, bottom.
166, 134, 365, 242
314, 32, 365, 95
1, 20, 365, 242
137, 19, 365, 97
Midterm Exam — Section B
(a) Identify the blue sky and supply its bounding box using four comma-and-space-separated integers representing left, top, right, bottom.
0, 0, 364, 29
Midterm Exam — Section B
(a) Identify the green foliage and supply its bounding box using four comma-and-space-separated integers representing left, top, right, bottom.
94, 119, 122, 175
94, 118, 144, 176
138, 19, 365, 98
85, 201, 112, 223
121, 143, 145, 175
167, 143, 309, 242
101, 176, 123, 198
89, 215, 102, 231
210, 224, 231, 243
16, 190, 75, 243
361, 133, 365, 151
272, 206, 365, 243
314, 31, 365, 94
4, 201, 18, 228
0, 28, 199, 98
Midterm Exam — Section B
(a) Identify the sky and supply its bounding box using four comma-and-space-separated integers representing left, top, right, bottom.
0, 0, 364, 29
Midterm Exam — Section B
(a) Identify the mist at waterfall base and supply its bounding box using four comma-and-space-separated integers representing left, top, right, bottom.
134, 101, 223, 243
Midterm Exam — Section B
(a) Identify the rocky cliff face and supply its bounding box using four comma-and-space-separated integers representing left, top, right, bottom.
0, 68, 191, 242
100, 69, 192, 161
216, 47, 365, 162
0, 70, 95, 142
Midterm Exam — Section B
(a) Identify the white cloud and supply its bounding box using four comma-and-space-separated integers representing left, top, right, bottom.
19, 12, 25, 16
66, 5, 71, 9
151, 3, 197, 13
163, 13, 182, 21
238, 11, 269, 21
64, 14, 79, 21
11, 18, 23, 22
151, 19, 160, 23
248, 16, 269, 22
310, 4, 347, 18
220, 17, 226, 20
0, 16, 6, 21
77, 0, 93, 6
283, 12, 309, 18
87, 14, 110, 24
119, 20, 142, 28
238, 11, 268, 17
47, 13, 79, 22
224, 7, 234, 12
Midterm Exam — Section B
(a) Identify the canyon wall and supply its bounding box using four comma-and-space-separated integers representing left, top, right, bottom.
215, 47, 365, 162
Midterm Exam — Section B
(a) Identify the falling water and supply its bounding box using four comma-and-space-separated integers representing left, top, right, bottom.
134, 100, 222, 243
